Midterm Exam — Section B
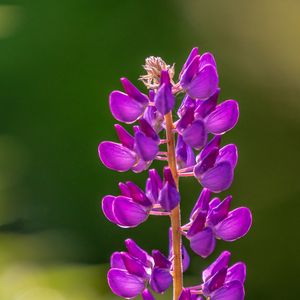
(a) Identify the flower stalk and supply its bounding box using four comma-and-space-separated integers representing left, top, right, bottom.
165, 111, 183, 299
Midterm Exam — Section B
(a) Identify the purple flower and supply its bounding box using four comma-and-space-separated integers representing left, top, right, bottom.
107, 239, 172, 298
180, 48, 219, 100
176, 90, 239, 149
179, 251, 246, 300
193, 136, 238, 192
109, 78, 149, 123
154, 70, 175, 115
102, 168, 180, 228
98, 120, 159, 172
182, 189, 252, 258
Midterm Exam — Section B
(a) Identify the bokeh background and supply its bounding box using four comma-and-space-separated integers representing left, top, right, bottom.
0, 0, 299, 299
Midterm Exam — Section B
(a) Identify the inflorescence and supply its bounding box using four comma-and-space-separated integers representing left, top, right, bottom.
98, 47, 252, 300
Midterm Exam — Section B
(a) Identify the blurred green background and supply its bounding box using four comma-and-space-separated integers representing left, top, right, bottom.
0, 0, 299, 299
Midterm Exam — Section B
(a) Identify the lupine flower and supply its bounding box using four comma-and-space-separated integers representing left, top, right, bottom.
107, 239, 172, 298
99, 119, 160, 172
193, 136, 238, 192
176, 135, 196, 169
180, 47, 219, 100
182, 189, 252, 258
179, 251, 246, 300
176, 89, 239, 149
179, 288, 203, 300
109, 78, 149, 123
102, 167, 180, 227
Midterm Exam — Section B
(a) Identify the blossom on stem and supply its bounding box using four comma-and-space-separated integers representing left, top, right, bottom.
98, 120, 160, 172
102, 168, 180, 228
107, 239, 172, 298
176, 90, 239, 149
180, 47, 219, 100
182, 189, 252, 258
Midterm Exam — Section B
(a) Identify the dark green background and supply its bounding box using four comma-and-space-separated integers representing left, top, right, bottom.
0, 0, 299, 299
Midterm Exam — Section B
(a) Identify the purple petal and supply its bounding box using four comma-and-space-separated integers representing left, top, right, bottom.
207, 195, 232, 226
197, 161, 234, 193
131, 158, 151, 173
152, 250, 172, 269
216, 144, 238, 168
190, 227, 216, 258
176, 135, 196, 169
113, 196, 149, 227
198, 135, 221, 162
179, 288, 192, 300
154, 71, 175, 115
142, 289, 155, 300
185, 65, 219, 100
226, 262, 246, 284
121, 77, 149, 105
203, 267, 227, 295
107, 268, 145, 298
209, 197, 221, 210
150, 268, 172, 293
109, 91, 146, 123
139, 118, 159, 142
211, 280, 244, 300
125, 181, 152, 207
98, 141, 137, 172
145, 169, 162, 203
202, 251, 231, 282
119, 182, 131, 197
205, 100, 239, 134
187, 211, 207, 237
182, 120, 207, 149
199, 52, 217, 69
194, 88, 220, 119
180, 47, 199, 76
182, 245, 190, 272
144, 105, 164, 133
214, 207, 252, 241
102, 195, 118, 224
125, 239, 153, 268
163, 167, 176, 187
110, 252, 126, 269
121, 252, 148, 278
177, 95, 196, 118
158, 182, 180, 211
194, 148, 219, 176
135, 132, 159, 161
190, 188, 211, 218
114, 124, 134, 150
176, 106, 195, 133
180, 55, 200, 88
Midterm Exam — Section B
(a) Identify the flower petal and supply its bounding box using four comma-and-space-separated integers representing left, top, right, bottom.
125, 239, 153, 268
214, 207, 252, 241
121, 77, 149, 105
198, 161, 234, 193
158, 182, 180, 211
226, 262, 246, 284
180, 47, 199, 76
110, 252, 126, 269
113, 196, 149, 227
198, 135, 221, 162
182, 120, 207, 149
102, 195, 118, 224
135, 131, 159, 162
190, 188, 211, 218
109, 91, 146, 123
150, 267, 172, 293
125, 181, 152, 207
205, 100, 239, 135
186, 64, 219, 100
203, 267, 227, 296
98, 141, 137, 172
187, 211, 207, 237
216, 144, 238, 168
154, 71, 175, 115
182, 245, 190, 272
176, 135, 196, 169
194, 88, 220, 119
202, 251, 231, 282
152, 250, 172, 269
121, 252, 149, 278
190, 227, 216, 258
107, 268, 145, 298
207, 195, 232, 226
211, 280, 244, 300
199, 52, 217, 69
114, 124, 135, 150
180, 55, 201, 89
142, 289, 155, 300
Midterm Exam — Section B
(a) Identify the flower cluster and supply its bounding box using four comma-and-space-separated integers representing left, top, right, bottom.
98, 47, 252, 299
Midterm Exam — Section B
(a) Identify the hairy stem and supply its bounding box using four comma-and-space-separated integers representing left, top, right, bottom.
165, 112, 183, 299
